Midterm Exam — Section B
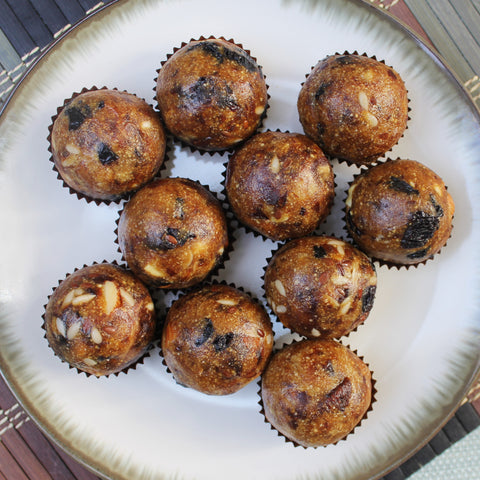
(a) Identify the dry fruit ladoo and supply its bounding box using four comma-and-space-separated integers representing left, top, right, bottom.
44, 263, 156, 376
50, 88, 166, 201
297, 54, 408, 165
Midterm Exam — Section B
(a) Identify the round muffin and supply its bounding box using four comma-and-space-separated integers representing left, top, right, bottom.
44, 263, 156, 376
155, 37, 268, 151
261, 338, 372, 447
264, 236, 377, 339
50, 88, 166, 201
297, 54, 408, 165
117, 177, 228, 289
225, 131, 335, 240
162, 284, 274, 395
345, 159, 455, 265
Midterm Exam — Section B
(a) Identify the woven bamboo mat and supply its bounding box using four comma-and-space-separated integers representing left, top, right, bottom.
0, 0, 479, 479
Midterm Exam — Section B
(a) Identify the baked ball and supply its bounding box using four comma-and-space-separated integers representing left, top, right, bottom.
50, 88, 166, 201
297, 54, 408, 165
155, 38, 267, 151
44, 263, 156, 376
345, 159, 455, 265
162, 284, 274, 395
261, 339, 372, 447
264, 236, 376, 339
117, 177, 228, 289
225, 131, 335, 240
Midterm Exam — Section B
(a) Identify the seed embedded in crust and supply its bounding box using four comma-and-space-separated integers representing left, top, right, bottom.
144, 263, 164, 277
61, 289, 75, 308
119, 287, 135, 307
56, 317, 66, 337
270, 155, 280, 174
276, 305, 287, 314
274, 279, 286, 297
358, 91, 369, 111
103, 281, 119, 315
364, 111, 378, 127
71, 293, 96, 306
66, 321, 82, 340
146, 302, 155, 312
83, 358, 97, 367
216, 298, 238, 306
90, 327, 103, 344
311, 328, 321, 337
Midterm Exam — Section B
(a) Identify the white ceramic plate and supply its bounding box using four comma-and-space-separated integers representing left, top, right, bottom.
1, 0, 480, 479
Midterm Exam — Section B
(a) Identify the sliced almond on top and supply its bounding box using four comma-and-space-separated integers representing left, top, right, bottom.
119, 287, 135, 307
72, 293, 96, 306
103, 281, 119, 315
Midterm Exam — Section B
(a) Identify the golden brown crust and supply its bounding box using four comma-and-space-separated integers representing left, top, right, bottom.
226, 131, 335, 240
264, 236, 376, 339
155, 38, 267, 151
162, 284, 274, 395
345, 159, 455, 265
51, 89, 166, 201
117, 177, 228, 289
44, 263, 156, 376
297, 54, 408, 165
261, 339, 372, 447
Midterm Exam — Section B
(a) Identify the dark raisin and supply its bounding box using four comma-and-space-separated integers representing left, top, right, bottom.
65, 103, 92, 130
313, 245, 327, 258
145, 228, 196, 251
346, 212, 363, 237
401, 211, 439, 249
188, 41, 257, 72
314, 81, 333, 100
430, 194, 444, 217
195, 318, 214, 347
407, 247, 430, 260
98, 101, 105, 109
223, 47, 258, 72
97, 143, 118, 165
361, 285, 376, 313
388, 176, 419, 195
299, 207, 306, 216
387, 69, 398, 80
323, 360, 335, 376
334, 55, 359, 65
213, 332, 234, 352
318, 377, 352, 413
173, 197, 185, 219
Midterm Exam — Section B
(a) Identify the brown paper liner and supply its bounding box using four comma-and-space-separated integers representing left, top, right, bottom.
113, 178, 234, 292
343, 158, 454, 269
257, 336, 376, 448
42, 260, 159, 378
47, 86, 169, 205
299, 51, 411, 167
153, 35, 270, 155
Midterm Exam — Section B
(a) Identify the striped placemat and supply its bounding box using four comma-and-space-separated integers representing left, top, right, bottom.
0, 1, 479, 479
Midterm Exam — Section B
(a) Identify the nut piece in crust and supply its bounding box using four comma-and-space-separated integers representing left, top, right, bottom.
162, 284, 274, 395
117, 177, 228, 289
297, 54, 408, 165
345, 159, 455, 265
44, 263, 156, 376
50, 89, 166, 201
261, 339, 372, 447
226, 131, 335, 240
155, 38, 268, 151
264, 236, 377, 339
